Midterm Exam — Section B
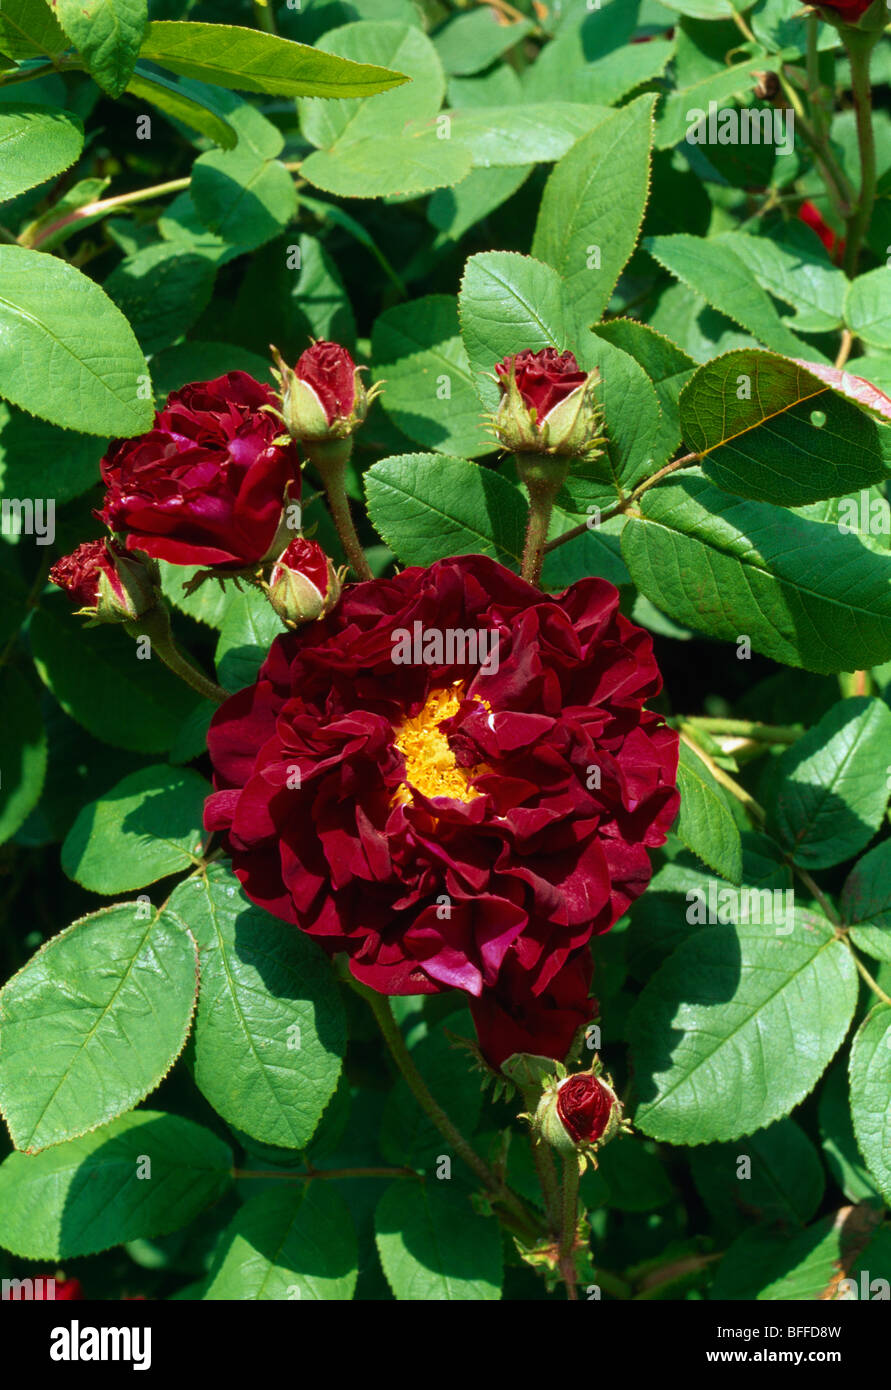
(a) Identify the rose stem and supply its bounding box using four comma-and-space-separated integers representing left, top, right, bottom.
557, 1154, 581, 1301
843, 28, 880, 278
252, 0, 278, 35
529, 1135, 561, 1235
126, 607, 228, 705
516, 454, 569, 587
348, 978, 542, 1241
306, 441, 374, 582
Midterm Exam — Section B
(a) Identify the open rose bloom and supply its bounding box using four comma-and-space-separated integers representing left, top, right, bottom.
206, 554, 679, 1067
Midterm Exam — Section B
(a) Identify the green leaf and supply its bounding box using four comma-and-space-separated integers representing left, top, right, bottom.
819, 1060, 880, 1203
0, 1111, 232, 1258
646, 235, 813, 358
845, 267, 891, 351
849, 1004, 891, 1205
674, 739, 743, 884
205, 1184, 357, 1300
0, 667, 46, 846
0, 103, 84, 203
52, 0, 147, 98
0, 246, 153, 437
711, 1208, 890, 1300
532, 95, 655, 332
376, 1180, 502, 1300
30, 596, 203, 754
689, 1119, 825, 1236
766, 697, 891, 869
191, 146, 297, 252
171, 863, 346, 1151
300, 22, 441, 150
407, 102, 613, 168
679, 351, 891, 507
629, 913, 858, 1144
0, 902, 198, 1151
715, 228, 847, 335
214, 585, 285, 692
621, 471, 891, 674
125, 67, 237, 149
592, 319, 696, 467
433, 9, 532, 77
429, 165, 530, 244
103, 242, 218, 356
0, 0, 67, 60
841, 841, 891, 962
139, 20, 407, 99
459, 251, 573, 413
372, 295, 491, 459
655, 55, 775, 149
61, 765, 209, 893
365, 454, 525, 569
302, 135, 472, 199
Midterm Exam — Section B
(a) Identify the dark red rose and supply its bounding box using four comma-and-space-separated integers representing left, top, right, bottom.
817, 0, 873, 18
205, 554, 679, 1050
98, 372, 300, 570
49, 538, 156, 622
556, 1072, 616, 1144
469, 949, 595, 1069
496, 348, 587, 420
295, 341, 357, 425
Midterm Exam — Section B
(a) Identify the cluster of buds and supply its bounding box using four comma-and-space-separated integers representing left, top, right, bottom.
490, 348, 605, 462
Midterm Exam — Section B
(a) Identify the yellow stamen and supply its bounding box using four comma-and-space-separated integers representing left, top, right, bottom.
392, 682, 490, 807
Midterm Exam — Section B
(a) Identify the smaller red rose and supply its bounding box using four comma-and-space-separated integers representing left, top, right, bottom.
817, 0, 874, 19
266, 537, 341, 627
556, 1073, 616, 1145
295, 341, 357, 424
98, 372, 299, 571
496, 348, 587, 420
49, 539, 156, 623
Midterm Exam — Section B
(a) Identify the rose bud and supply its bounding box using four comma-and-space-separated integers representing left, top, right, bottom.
534, 1069, 622, 1157
491, 348, 605, 460
49, 539, 157, 624
266, 537, 342, 627
274, 340, 381, 445
816, 0, 881, 25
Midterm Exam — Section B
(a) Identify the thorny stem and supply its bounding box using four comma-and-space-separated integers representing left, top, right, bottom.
348, 979, 542, 1242
22, 178, 192, 249
558, 1155, 580, 1301
529, 1135, 561, 1234
681, 717, 803, 745
125, 607, 228, 706
543, 451, 701, 556
835, 328, 855, 369
842, 31, 880, 278
0, 61, 57, 88
306, 441, 374, 582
